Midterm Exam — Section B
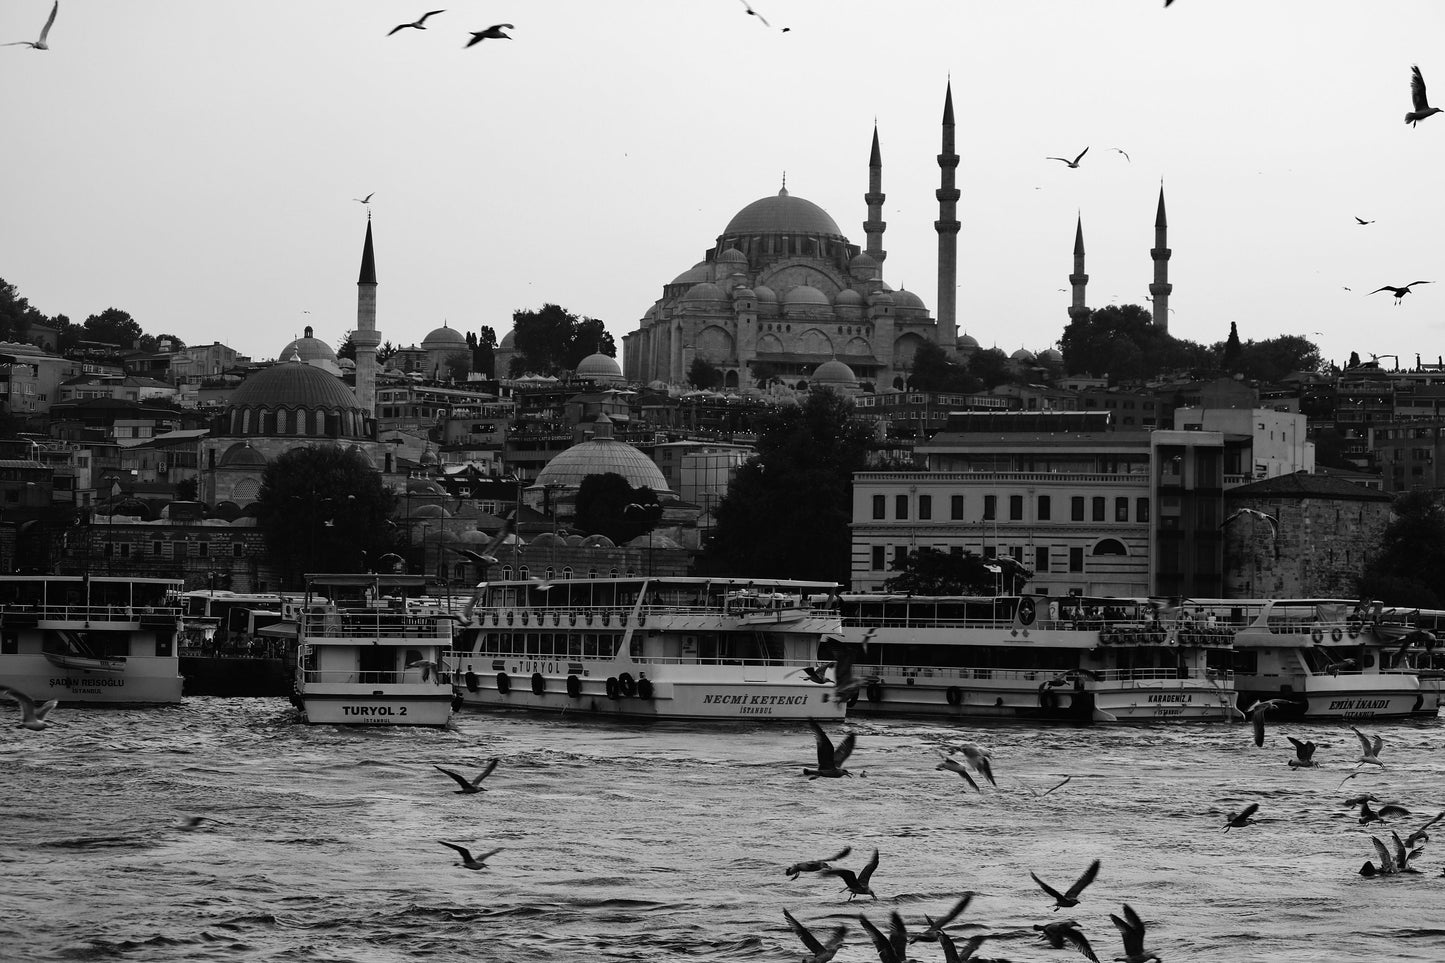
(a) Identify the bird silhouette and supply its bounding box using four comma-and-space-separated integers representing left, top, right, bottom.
804, 719, 855, 779
1351, 725, 1386, 767
434, 759, 498, 794
1020, 775, 1073, 797
953, 743, 996, 785
736, 0, 773, 28
1046, 147, 1089, 168
388, 10, 444, 35
354, 192, 374, 205
1109, 147, 1131, 163
822, 848, 880, 900
1358, 799, 1410, 825
446, 511, 516, 568
1034, 920, 1100, 962
437, 840, 501, 870
785, 845, 851, 879
1223, 801, 1260, 832
1406, 65, 1443, 127
858, 911, 907, 962
0, 684, 58, 730
466, 23, 513, 46
1286, 736, 1318, 768
2, 0, 57, 49
910, 893, 977, 944
1030, 858, 1101, 910
1369, 281, 1431, 303
783, 909, 848, 963
936, 756, 980, 792
1354, 216, 1374, 225
1109, 904, 1161, 963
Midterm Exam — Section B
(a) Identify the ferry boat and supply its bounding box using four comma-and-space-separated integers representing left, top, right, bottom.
292, 574, 457, 726
0, 575, 184, 705
1226, 598, 1432, 719
837, 594, 1242, 724
450, 576, 848, 721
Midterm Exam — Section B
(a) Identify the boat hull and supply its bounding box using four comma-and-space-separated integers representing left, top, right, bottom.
0, 653, 183, 705
297, 689, 456, 726
1235, 676, 1424, 720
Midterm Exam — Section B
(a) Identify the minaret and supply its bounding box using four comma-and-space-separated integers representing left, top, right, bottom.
935, 81, 961, 353
1149, 185, 1172, 333
1068, 214, 1089, 325
354, 215, 381, 415
863, 123, 887, 264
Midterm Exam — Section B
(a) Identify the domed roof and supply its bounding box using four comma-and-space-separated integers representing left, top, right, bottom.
683, 281, 725, 301
869, 290, 894, 305
529, 532, 567, 548
219, 443, 267, 468
406, 478, 446, 494
753, 285, 778, 302
228, 359, 361, 411
535, 415, 671, 494
500, 329, 516, 347
723, 187, 842, 237
576, 352, 622, 381
717, 247, 748, 264
957, 333, 981, 349
423, 323, 466, 348
672, 262, 710, 285
812, 359, 858, 386
894, 288, 926, 309
1039, 348, 1064, 362
731, 286, 755, 300
279, 326, 338, 364
565, 534, 586, 547
627, 532, 681, 550
1011, 348, 1036, 362
338, 357, 356, 370
834, 289, 863, 306
580, 534, 615, 548
783, 285, 829, 306
412, 504, 451, 519
849, 253, 881, 278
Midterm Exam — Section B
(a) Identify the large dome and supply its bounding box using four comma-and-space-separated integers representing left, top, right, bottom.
279, 326, 337, 364
724, 187, 842, 237
535, 416, 671, 494
228, 359, 361, 411
812, 359, 858, 387
423, 323, 466, 348
576, 352, 623, 382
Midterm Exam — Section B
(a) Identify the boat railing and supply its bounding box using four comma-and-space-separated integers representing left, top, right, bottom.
5, 604, 182, 622
470, 602, 838, 627
297, 669, 452, 685
300, 610, 451, 640
860, 663, 1234, 684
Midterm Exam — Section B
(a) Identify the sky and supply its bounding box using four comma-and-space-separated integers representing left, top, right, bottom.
3, 0, 1445, 372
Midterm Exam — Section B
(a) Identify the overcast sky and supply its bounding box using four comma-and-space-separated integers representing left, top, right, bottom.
3, 1, 1444, 372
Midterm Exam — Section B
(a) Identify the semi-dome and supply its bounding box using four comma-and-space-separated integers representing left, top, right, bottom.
627, 532, 681, 550
894, 288, 926, 309
218, 443, 267, 468
683, 281, 725, 301
529, 532, 567, 548
406, 478, 446, 495
752, 285, 777, 302
723, 187, 842, 237
849, 252, 880, 272
716, 247, 748, 265
834, 289, 863, 306
279, 325, 337, 364
731, 286, 755, 300
580, 534, 615, 548
412, 504, 452, 519
228, 359, 361, 412
783, 285, 829, 306
576, 352, 622, 381
671, 262, 710, 286
422, 323, 466, 348
812, 359, 858, 387
534, 415, 671, 494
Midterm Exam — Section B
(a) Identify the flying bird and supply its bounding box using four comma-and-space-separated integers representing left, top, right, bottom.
1109, 904, 1161, 963
1369, 281, 1431, 303
786, 845, 851, 879
447, 511, 516, 568
1046, 147, 1089, 169
1109, 148, 1131, 163
388, 10, 445, 35
805, 719, 855, 779
736, 0, 772, 27
437, 840, 501, 870
789, 663, 834, 685
936, 756, 980, 792
1223, 802, 1260, 832
858, 911, 908, 963
1354, 217, 1374, 225
1406, 65, 1443, 127
1030, 858, 1101, 910
910, 893, 977, 944
783, 909, 848, 963
1358, 799, 1411, 826
936, 931, 989, 963
1034, 920, 1100, 963
434, 759, 498, 794
1287, 736, 1318, 768
354, 193, 374, 205
1405, 811, 1445, 848
1351, 725, 1385, 767
954, 743, 996, 786
2, 0, 57, 49
466, 24, 514, 46
407, 658, 446, 682
1021, 775, 1073, 797
822, 848, 880, 900
0, 684, 58, 730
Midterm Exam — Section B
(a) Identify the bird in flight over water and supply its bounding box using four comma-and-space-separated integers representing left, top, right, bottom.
1369, 281, 1431, 303
822, 848, 880, 900
434, 759, 498, 793
0, 684, 58, 730
1030, 858, 1101, 910
1287, 736, 1318, 768
804, 718, 855, 779
3, 0, 57, 49
1110, 904, 1161, 963
1223, 801, 1260, 832
1034, 920, 1100, 962
1046, 147, 1089, 169
1406, 66, 1443, 126
785, 845, 851, 879
466, 24, 514, 46
388, 10, 445, 35
782, 909, 847, 963
437, 840, 501, 870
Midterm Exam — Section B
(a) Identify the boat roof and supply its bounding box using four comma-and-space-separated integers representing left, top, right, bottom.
0, 574, 182, 586
304, 573, 432, 588
479, 575, 838, 590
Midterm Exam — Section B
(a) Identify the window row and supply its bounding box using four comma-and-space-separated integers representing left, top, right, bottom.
867, 541, 1130, 573
871, 493, 1151, 523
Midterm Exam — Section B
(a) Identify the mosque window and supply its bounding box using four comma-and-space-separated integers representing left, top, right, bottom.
276, 409, 288, 435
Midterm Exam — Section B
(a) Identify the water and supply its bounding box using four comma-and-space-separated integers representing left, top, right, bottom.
3, 700, 1444, 962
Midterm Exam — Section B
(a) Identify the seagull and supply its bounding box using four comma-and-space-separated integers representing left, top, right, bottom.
736, 0, 772, 28
789, 663, 834, 685
1109, 904, 1161, 963
0, 684, 58, 730
1406, 65, 1443, 127
1405, 811, 1445, 848
3, 0, 57, 49
1021, 775, 1073, 797
955, 743, 996, 786
407, 659, 446, 682
804, 718, 855, 779
910, 893, 978, 944
859, 911, 907, 962
1030, 858, 1101, 910
387, 10, 444, 35
822, 848, 880, 900
1223, 802, 1260, 832
937, 931, 989, 963
437, 840, 501, 870
1034, 920, 1100, 963
783, 909, 848, 963
1359, 799, 1411, 825
434, 759, 498, 794
1351, 725, 1385, 767
1046, 147, 1089, 169
936, 756, 980, 792
1369, 281, 1431, 303
447, 511, 516, 569
1286, 736, 1318, 768
1354, 217, 1374, 225
354, 192, 374, 205
1109, 148, 1131, 163
786, 845, 852, 879
466, 24, 514, 46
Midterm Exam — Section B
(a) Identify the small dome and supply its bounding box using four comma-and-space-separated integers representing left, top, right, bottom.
834, 289, 863, 306
419, 447, 438, 466
338, 357, 356, 370
458, 529, 490, 544
227, 359, 361, 413
530, 532, 567, 548
1011, 348, 1036, 362
412, 504, 452, 519
406, 478, 446, 495
576, 352, 623, 381
753, 285, 778, 302
500, 330, 516, 347
580, 534, 615, 548
643, 304, 659, 319
783, 285, 829, 306
671, 262, 710, 286
219, 443, 267, 468
957, 333, 981, 349
849, 253, 880, 276
716, 247, 748, 265
627, 533, 681, 550
565, 534, 586, 547
869, 290, 894, 305
894, 288, 926, 309
422, 323, 466, 349
812, 359, 858, 386
279, 325, 337, 364
534, 415, 671, 494
732, 286, 755, 300
684, 281, 726, 301
723, 188, 843, 237
1039, 348, 1064, 362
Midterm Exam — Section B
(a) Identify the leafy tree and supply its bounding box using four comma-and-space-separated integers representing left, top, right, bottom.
377, 341, 397, 366
175, 477, 198, 501
442, 350, 471, 382
254, 446, 398, 588
968, 347, 1015, 390
508, 304, 615, 376
908, 341, 978, 392
1060, 304, 1214, 382
1222, 322, 1242, 372
688, 356, 722, 389
472, 326, 496, 378
0, 278, 50, 343
573, 473, 659, 545
336, 332, 357, 362
1357, 490, 1445, 608
81, 307, 144, 349
700, 391, 875, 584
883, 547, 999, 595
1234, 334, 1323, 383
1347, 351, 1362, 370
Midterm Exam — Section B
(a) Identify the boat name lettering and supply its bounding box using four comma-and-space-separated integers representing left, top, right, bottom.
342, 705, 408, 716
701, 694, 809, 706
1147, 693, 1191, 703
50, 677, 125, 688
1152, 707, 1184, 717
1327, 699, 1389, 711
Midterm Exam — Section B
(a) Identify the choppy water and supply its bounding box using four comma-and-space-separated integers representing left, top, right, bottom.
3, 700, 1444, 962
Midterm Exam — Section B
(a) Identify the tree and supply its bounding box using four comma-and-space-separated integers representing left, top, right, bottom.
1234, 334, 1323, 383
336, 332, 357, 362
908, 341, 978, 393
700, 391, 875, 584
688, 356, 722, 389
1347, 351, 1362, 370
1356, 490, 1445, 608
80, 308, 144, 349
472, 326, 497, 379
442, 350, 471, 382
508, 304, 615, 376
377, 341, 397, 366
573, 473, 659, 545
1059, 304, 1214, 382
253, 446, 398, 588
0, 277, 50, 344
967, 347, 1015, 390
1222, 322, 1243, 372
883, 547, 999, 595
175, 477, 198, 501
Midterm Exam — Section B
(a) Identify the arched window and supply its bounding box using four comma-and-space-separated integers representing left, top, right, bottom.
500, 566, 513, 580
562, 567, 574, 580
1092, 538, 1128, 556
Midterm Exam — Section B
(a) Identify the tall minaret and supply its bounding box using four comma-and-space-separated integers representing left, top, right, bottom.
935, 80, 961, 353
1069, 214, 1089, 325
863, 123, 887, 264
354, 215, 381, 415
1149, 185, 1172, 333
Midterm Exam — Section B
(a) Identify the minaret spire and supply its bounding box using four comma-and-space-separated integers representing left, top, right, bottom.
935, 79, 960, 353
1069, 213, 1089, 326
1149, 184, 1172, 332
353, 218, 381, 415
863, 122, 887, 264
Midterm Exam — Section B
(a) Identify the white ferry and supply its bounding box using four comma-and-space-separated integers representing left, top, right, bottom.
837, 594, 1242, 724
0, 575, 184, 705
292, 574, 457, 726
1226, 598, 1431, 719
450, 576, 847, 721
